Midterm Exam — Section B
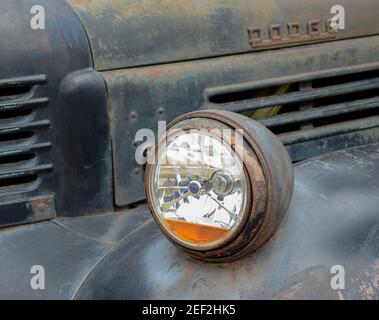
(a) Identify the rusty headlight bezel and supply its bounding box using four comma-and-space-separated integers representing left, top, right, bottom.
145, 111, 294, 262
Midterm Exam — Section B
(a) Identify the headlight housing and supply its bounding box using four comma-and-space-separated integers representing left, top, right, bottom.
145, 111, 294, 262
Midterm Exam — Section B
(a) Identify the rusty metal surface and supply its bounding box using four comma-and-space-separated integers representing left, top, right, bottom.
248, 19, 338, 50
103, 35, 379, 206
0, 143, 378, 299
0, 195, 56, 228
75, 143, 379, 300
67, 0, 379, 71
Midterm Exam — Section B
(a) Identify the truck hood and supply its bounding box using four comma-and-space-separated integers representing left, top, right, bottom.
1, 143, 378, 299
67, 0, 379, 71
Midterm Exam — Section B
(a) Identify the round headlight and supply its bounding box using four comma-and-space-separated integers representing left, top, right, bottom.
145, 111, 294, 262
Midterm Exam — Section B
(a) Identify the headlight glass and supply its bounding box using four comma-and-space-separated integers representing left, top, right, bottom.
149, 130, 249, 249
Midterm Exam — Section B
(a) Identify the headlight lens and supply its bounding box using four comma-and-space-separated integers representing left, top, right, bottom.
149, 131, 249, 250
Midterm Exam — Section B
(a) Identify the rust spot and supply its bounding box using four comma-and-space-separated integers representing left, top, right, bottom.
360, 281, 376, 300
148, 69, 162, 80
32, 199, 50, 213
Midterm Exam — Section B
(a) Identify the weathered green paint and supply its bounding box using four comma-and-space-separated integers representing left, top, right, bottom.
67, 0, 379, 71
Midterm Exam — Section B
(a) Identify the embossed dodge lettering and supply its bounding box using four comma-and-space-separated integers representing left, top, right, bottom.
248, 19, 338, 49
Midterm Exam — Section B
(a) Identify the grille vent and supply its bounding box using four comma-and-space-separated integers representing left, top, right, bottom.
0, 75, 52, 194
204, 63, 379, 161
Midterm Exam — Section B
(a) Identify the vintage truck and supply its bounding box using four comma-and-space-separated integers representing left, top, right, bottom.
0, 0, 378, 299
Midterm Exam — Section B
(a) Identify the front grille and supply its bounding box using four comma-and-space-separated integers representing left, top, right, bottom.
0, 75, 52, 194
204, 62, 379, 161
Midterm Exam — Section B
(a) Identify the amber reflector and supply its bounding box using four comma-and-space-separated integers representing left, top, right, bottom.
164, 219, 229, 244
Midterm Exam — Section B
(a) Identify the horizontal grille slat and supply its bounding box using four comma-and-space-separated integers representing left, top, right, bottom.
0, 142, 52, 157
279, 116, 379, 145
0, 75, 47, 88
0, 120, 50, 135
261, 96, 379, 128
0, 164, 53, 180
0, 98, 49, 112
